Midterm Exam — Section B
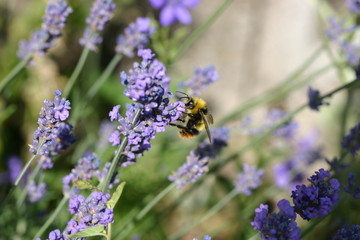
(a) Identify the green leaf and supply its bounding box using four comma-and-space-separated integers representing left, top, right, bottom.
107, 182, 126, 209
70, 225, 106, 238
74, 180, 96, 190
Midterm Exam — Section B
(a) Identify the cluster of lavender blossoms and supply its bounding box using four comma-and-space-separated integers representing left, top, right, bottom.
17, 0, 72, 63
35, 229, 65, 240
29, 90, 75, 169
333, 225, 360, 239
179, 65, 219, 96
291, 169, 340, 220
79, 0, 116, 51
116, 17, 156, 58
233, 164, 264, 195
66, 191, 113, 236
109, 49, 185, 166
148, 0, 200, 26
169, 127, 229, 189
341, 122, 360, 156
344, 173, 360, 199
62, 153, 119, 195
252, 199, 301, 240
26, 180, 47, 203
325, 17, 360, 66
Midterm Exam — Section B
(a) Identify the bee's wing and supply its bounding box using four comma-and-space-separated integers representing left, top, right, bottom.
200, 111, 212, 143
207, 113, 214, 125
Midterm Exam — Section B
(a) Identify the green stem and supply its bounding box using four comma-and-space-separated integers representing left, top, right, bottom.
0, 104, 16, 126
63, 47, 90, 99
14, 154, 37, 187
86, 53, 122, 101
171, 0, 235, 65
17, 157, 45, 207
169, 189, 238, 240
100, 109, 142, 192
0, 55, 31, 93
136, 182, 176, 221
33, 192, 71, 239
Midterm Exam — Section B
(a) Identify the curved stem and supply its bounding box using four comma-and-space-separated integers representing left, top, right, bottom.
171, 0, 235, 65
14, 154, 37, 187
100, 108, 142, 192
169, 189, 238, 240
63, 47, 90, 99
86, 53, 122, 101
0, 55, 31, 93
34, 192, 71, 239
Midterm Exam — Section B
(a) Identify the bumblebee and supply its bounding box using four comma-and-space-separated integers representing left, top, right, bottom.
170, 92, 214, 142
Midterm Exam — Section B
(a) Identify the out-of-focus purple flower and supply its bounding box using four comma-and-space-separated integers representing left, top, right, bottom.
116, 17, 155, 58
66, 191, 113, 235
36, 229, 66, 240
17, 0, 72, 63
273, 131, 322, 190
27, 180, 47, 203
97, 120, 117, 150
291, 169, 340, 221
193, 235, 212, 240
149, 0, 200, 26
169, 151, 209, 189
179, 65, 219, 96
169, 127, 230, 189
109, 49, 185, 166
344, 173, 360, 199
341, 41, 360, 66
332, 225, 360, 240
79, 0, 116, 51
341, 122, 360, 156
346, 0, 360, 14
325, 17, 355, 41
29, 90, 75, 169
251, 199, 301, 240
308, 86, 328, 111
234, 164, 264, 195
325, 157, 348, 174
43, 0, 73, 36
0, 156, 24, 185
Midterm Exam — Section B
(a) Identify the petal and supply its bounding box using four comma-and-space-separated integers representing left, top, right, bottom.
160, 6, 176, 26
149, 0, 165, 8
175, 6, 192, 25
183, 0, 200, 8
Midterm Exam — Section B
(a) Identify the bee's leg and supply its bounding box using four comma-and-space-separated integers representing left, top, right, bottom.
169, 123, 187, 129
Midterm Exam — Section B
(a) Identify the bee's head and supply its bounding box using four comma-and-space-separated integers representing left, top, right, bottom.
176, 91, 195, 108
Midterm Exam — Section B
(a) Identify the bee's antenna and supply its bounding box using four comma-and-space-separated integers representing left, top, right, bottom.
176, 91, 190, 100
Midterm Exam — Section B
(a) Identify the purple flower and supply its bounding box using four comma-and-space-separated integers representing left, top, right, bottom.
234, 164, 264, 195
36, 229, 66, 240
179, 65, 219, 96
346, 0, 360, 14
66, 191, 113, 235
251, 199, 300, 240
273, 131, 322, 190
17, 0, 72, 63
43, 0, 73, 36
29, 90, 75, 169
344, 173, 360, 199
291, 169, 340, 220
116, 17, 155, 58
97, 120, 116, 150
109, 49, 185, 166
325, 17, 355, 41
169, 151, 209, 189
332, 225, 360, 240
26, 180, 47, 203
325, 157, 348, 174
0, 156, 24, 185
342, 122, 360, 156
149, 0, 200, 26
308, 86, 327, 111
169, 127, 229, 189
79, 0, 116, 50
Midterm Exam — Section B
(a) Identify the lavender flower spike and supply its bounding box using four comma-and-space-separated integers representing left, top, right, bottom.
116, 17, 155, 58
149, 0, 200, 26
233, 164, 264, 195
66, 191, 113, 236
333, 225, 360, 240
29, 90, 75, 169
308, 86, 327, 111
341, 122, 360, 156
79, 0, 116, 51
346, 0, 360, 14
291, 169, 340, 220
251, 199, 301, 240
26, 180, 47, 203
179, 65, 219, 96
